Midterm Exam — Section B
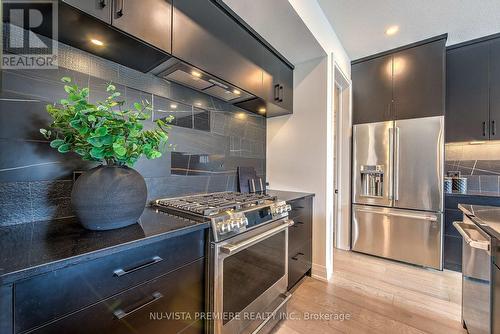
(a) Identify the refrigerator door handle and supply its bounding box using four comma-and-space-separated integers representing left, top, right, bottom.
355, 206, 439, 222
388, 127, 394, 201
394, 127, 400, 201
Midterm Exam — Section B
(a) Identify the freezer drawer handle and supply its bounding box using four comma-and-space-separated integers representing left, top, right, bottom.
356, 207, 438, 221
453, 222, 490, 251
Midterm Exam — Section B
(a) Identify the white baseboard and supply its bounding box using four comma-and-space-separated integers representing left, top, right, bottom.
311, 263, 328, 281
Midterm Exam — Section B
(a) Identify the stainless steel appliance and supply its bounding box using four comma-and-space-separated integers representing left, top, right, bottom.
352, 116, 444, 269
454, 216, 492, 334
154, 192, 293, 334
493, 237, 500, 334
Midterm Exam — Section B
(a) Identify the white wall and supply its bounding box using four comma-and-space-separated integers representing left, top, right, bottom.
267, 56, 330, 279
288, 0, 350, 76
266, 0, 351, 281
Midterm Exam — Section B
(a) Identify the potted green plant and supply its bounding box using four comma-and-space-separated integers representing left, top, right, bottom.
40, 77, 173, 230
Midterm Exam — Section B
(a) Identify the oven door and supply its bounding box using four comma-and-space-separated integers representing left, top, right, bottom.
212, 218, 292, 334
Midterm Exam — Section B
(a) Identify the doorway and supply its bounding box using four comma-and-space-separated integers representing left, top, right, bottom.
333, 64, 351, 250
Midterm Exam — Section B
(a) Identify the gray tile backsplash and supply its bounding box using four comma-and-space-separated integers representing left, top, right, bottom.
446, 142, 500, 193
0, 41, 265, 226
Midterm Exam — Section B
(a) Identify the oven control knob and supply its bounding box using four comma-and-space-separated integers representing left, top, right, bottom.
230, 219, 239, 229
219, 222, 231, 234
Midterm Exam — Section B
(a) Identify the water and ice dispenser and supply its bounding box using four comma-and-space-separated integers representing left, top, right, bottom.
360, 165, 384, 197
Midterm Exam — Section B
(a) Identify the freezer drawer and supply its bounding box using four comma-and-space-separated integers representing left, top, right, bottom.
352, 205, 442, 269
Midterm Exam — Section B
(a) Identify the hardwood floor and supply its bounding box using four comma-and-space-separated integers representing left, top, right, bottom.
273, 249, 466, 334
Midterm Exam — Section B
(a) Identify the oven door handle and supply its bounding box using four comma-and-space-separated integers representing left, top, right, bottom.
220, 219, 294, 255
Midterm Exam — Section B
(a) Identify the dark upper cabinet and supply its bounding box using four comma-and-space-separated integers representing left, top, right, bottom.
352, 37, 446, 125
352, 55, 393, 124
56, 1, 170, 72
393, 39, 445, 120
490, 38, 500, 141
111, 0, 172, 53
446, 42, 490, 142
172, 0, 293, 115
261, 47, 294, 116
172, 0, 265, 97
62, 0, 111, 23
62, 0, 172, 53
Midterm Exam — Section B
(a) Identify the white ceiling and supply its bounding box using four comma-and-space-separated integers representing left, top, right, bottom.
317, 0, 500, 60
222, 0, 326, 65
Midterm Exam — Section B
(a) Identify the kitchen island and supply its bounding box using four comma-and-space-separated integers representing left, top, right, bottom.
0, 207, 208, 334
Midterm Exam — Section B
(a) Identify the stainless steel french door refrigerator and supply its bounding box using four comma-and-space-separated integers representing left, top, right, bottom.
352, 116, 444, 269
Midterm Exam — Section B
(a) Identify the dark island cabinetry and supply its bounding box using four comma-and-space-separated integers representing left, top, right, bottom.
1, 229, 206, 334
444, 194, 500, 271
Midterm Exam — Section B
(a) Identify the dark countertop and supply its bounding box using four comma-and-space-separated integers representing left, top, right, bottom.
446, 191, 500, 198
458, 204, 500, 240
0, 207, 208, 284
267, 189, 315, 202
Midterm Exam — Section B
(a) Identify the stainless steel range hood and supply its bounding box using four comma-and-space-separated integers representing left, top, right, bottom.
150, 59, 255, 104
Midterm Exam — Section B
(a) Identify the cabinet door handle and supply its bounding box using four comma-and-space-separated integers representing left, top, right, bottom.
115, 0, 124, 17
492, 120, 496, 136
113, 292, 163, 319
113, 256, 163, 277
279, 85, 284, 102
291, 252, 304, 261
296, 221, 304, 225
98, 0, 107, 8
274, 84, 280, 101
483, 121, 487, 137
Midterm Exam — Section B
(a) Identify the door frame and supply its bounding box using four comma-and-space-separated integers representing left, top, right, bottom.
333, 62, 352, 251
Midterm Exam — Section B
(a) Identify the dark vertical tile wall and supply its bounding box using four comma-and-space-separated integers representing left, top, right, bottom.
0, 42, 266, 226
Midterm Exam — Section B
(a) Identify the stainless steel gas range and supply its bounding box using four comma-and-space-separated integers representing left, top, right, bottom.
154, 192, 293, 334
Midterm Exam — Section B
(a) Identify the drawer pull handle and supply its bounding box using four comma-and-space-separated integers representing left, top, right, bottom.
113, 256, 163, 277
293, 206, 304, 210
296, 221, 304, 225
291, 252, 304, 261
113, 292, 163, 320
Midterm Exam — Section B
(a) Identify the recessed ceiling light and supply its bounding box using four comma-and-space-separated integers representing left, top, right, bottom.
233, 89, 241, 95
385, 26, 399, 36
170, 103, 178, 109
236, 112, 247, 120
195, 102, 202, 107
90, 38, 104, 46
191, 70, 202, 78
258, 108, 266, 114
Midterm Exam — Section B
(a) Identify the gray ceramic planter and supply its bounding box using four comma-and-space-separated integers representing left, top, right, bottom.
71, 165, 147, 230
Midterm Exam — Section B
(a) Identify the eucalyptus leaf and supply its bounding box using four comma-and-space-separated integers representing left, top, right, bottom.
41, 77, 173, 166
50, 139, 65, 148
57, 143, 71, 153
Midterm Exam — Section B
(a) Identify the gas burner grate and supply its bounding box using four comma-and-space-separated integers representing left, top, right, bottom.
154, 191, 276, 217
